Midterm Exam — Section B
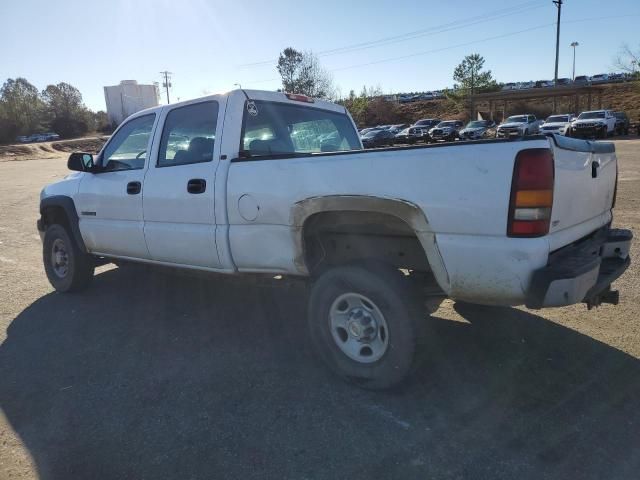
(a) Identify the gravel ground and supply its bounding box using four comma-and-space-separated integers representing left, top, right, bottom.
0, 139, 639, 479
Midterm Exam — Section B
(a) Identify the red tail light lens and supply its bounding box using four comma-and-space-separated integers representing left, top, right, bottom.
507, 148, 554, 237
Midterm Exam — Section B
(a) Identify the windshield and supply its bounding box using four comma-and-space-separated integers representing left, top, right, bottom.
506, 116, 528, 123
415, 119, 435, 126
466, 121, 488, 128
578, 111, 606, 119
437, 121, 457, 128
546, 115, 569, 123
398, 128, 409, 135
241, 101, 361, 155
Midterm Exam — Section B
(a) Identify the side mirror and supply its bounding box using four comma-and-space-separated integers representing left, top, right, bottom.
68, 152, 95, 172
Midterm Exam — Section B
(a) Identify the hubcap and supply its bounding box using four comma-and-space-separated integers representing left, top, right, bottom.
51, 238, 69, 278
329, 293, 389, 363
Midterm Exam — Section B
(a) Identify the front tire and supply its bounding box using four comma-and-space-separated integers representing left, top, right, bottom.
43, 224, 94, 292
308, 264, 423, 390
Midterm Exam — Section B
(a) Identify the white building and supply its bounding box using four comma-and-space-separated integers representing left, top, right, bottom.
104, 80, 160, 126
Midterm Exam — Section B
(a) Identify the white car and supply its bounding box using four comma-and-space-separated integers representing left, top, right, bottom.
37, 89, 632, 389
496, 114, 540, 137
539, 114, 575, 136
568, 110, 617, 139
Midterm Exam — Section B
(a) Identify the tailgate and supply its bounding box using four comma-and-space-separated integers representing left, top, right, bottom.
548, 135, 617, 249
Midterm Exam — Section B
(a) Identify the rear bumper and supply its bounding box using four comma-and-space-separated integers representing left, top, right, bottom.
526, 228, 632, 309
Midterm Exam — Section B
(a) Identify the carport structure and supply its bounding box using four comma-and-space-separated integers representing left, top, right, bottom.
469, 85, 606, 121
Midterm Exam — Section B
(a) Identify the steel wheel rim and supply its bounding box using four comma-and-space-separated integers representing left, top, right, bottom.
51, 238, 69, 278
328, 293, 389, 363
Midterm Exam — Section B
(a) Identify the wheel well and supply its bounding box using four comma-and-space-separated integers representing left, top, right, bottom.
42, 206, 71, 231
302, 210, 431, 274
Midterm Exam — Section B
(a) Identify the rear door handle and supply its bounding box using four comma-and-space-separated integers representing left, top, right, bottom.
187, 178, 206, 194
127, 181, 141, 195
592, 161, 600, 178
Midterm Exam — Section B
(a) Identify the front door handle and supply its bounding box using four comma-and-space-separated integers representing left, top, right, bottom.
127, 181, 141, 195
187, 178, 207, 194
592, 161, 600, 178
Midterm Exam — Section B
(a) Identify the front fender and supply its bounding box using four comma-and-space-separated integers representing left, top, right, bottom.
39, 195, 87, 253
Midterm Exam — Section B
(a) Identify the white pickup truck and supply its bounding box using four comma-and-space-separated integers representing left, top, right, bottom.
38, 89, 632, 389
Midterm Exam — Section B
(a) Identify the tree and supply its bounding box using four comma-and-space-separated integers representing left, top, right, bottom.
0, 77, 45, 142
277, 47, 304, 93
614, 43, 640, 77
453, 54, 496, 96
41, 82, 90, 138
276, 48, 335, 98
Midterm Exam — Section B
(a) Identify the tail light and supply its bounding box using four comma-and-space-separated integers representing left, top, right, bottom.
507, 148, 554, 237
285, 93, 314, 103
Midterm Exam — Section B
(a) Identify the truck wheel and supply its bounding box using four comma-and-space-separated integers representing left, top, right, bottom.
308, 264, 423, 390
43, 224, 94, 292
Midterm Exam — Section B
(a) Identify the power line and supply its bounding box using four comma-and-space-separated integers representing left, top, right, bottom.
238, 1, 543, 68
325, 14, 640, 73
239, 13, 640, 86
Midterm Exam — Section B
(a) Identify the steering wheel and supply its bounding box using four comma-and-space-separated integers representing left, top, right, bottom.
136, 150, 146, 159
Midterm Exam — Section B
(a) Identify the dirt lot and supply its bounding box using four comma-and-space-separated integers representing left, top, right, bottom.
0, 139, 639, 479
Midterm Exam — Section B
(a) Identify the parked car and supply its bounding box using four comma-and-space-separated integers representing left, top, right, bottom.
496, 114, 540, 138
412, 118, 441, 131
458, 120, 496, 140
609, 73, 626, 83
573, 75, 591, 85
568, 110, 617, 139
535, 80, 554, 88
518, 81, 535, 90
539, 114, 575, 136
359, 127, 381, 136
590, 73, 610, 84
613, 112, 630, 136
428, 120, 463, 142
556, 78, 572, 86
502, 82, 517, 91
361, 129, 396, 148
16, 135, 30, 143
41, 132, 60, 141
394, 127, 425, 144
38, 89, 632, 390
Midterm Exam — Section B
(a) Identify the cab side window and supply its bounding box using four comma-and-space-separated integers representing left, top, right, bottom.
158, 101, 219, 167
101, 114, 155, 172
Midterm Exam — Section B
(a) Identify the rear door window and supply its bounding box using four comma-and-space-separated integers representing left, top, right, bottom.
241, 101, 361, 157
158, 101, 219, 167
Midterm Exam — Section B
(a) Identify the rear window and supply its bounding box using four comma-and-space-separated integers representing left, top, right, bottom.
241, 101, 361, 157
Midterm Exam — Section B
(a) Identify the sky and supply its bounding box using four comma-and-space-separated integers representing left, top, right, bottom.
1, 0, 639, 111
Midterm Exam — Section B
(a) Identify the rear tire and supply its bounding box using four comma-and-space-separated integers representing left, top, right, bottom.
308, 263, 423, 390
43, 224, 94, 292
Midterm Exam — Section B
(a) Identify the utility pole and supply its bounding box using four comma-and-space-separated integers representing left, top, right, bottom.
553, 0, 563, 86
571, 42, 579, 80
160, 71, 172, 104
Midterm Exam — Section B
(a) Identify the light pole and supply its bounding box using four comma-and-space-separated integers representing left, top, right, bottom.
570, 42, 579, 81
553, 0, 563, 86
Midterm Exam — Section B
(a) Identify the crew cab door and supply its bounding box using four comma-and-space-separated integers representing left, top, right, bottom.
75, 113, 157, 258
142, 99, 224, 268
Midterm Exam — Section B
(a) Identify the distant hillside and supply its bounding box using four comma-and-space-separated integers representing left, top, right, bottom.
388, 82, 640, 125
